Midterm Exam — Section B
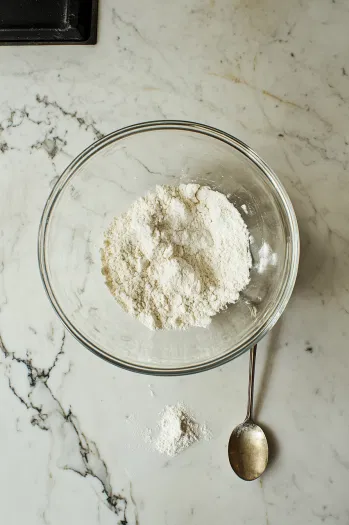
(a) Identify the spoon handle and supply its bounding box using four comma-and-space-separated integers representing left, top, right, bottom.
246, 344, 257, 421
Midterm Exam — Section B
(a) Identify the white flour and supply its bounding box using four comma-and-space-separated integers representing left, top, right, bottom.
125, 399, 211, 456
154, 403, 211, 457
102, 183, 252, 330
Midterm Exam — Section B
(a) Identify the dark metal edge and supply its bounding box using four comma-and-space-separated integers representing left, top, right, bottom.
0, 0, 98, 46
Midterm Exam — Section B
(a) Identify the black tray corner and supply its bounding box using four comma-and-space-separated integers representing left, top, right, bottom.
0, 0, 99, 46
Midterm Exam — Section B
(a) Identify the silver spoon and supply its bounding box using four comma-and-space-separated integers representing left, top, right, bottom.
228, 344, 268, 481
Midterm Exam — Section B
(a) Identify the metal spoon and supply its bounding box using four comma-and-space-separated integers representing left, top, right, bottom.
228, 344, 268, 481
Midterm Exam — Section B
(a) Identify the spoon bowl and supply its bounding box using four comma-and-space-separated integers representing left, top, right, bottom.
228, 420, 268, 481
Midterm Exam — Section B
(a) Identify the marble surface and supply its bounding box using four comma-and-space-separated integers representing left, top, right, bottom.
1, 0, 349, 523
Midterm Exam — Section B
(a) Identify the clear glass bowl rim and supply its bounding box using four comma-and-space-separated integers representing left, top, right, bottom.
38, 120, 300, 376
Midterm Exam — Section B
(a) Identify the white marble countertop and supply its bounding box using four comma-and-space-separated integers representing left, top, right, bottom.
1, 0, 349, 523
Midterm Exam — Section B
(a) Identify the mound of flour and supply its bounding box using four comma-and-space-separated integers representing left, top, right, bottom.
154, 403, 211, 457
101, 184, 251, 330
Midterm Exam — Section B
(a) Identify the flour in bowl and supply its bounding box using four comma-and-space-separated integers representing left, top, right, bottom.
101, 183, 251, 330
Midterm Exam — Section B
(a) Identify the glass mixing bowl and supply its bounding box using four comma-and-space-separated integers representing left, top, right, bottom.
38, 121, 299, 375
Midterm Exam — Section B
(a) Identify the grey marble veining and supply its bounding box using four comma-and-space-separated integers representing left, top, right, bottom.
1, 0, 349, 523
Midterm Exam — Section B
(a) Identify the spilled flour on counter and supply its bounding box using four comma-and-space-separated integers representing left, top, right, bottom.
126, 402, 211, 456
102, 183, 252, 330
154, 403, 211, 457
